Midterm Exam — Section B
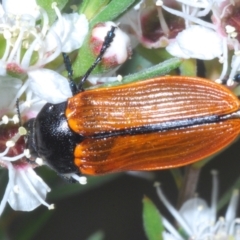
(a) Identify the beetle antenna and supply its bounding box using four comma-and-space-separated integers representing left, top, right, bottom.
62, 53, 78, 96
16, 98, 22, 127
78, 26, 117, 92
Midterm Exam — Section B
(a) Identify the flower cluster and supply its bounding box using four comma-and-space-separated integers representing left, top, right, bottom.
1, 2, 240, 237
155, 171, 240, 240
128, 0, 240, 85
0, 0, 131, 215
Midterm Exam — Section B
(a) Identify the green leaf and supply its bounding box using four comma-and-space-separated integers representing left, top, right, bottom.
0, 36, 6, 60
142, 196, 164, 240
204, 58, 222, 80
16, 211, 53, 240
79, 0, 111, 21
179, 59, 197, 76
72, 36, 97, 78
37, 0, 68, 25
88, 57, 182, 89
120, 57, 182, 84
118, 50, 154, 75
86, 230, 105, 240
137, 46, 173, 64
73, 0, 139, 77
90, 0, 139, 27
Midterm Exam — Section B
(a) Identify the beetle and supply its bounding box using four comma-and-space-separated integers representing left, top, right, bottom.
23, 26, 240, 177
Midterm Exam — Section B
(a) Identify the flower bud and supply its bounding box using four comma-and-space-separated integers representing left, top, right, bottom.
90, 22, 132, 68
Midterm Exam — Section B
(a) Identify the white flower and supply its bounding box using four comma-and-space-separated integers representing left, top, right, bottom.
6, 163, 53, 212
210, 0, 240, 85
166, 25, 223, 60
0, 0, 90, 216
91, 22, 132, 67
0, 76, 22, 115
50, 11, 89, 53
28, 69, 72, 104
160, 0, 217, 28
0, 0, 89, 73
0, 118, 54, 215
153, 0, 236, 83
124, 0, 185, 48
0, 0, 89, 110
2, 0, 40, 19
155, 171, 240, 240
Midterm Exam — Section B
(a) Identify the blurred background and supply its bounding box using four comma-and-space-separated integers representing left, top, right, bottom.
1, 136, 239, 240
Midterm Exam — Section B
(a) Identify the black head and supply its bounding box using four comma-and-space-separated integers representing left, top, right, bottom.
23, 102, 81, 174
23, 118, 40, 163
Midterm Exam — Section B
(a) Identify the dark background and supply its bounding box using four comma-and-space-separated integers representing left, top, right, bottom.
4, 137, 240, 240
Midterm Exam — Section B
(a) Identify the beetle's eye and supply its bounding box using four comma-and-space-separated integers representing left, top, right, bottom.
23, 119, 39, 160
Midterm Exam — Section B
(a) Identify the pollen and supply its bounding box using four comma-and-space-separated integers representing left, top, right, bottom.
215, 78, 222, 84
6, 140, 15, 147
3, 29, 11, 39
230, 32, 238, 38
71, 174, 88, 185
197, 205, 204, 211
18, 126, 27, 136
51, 2, 57, 9
79, 176, 87, 185
35, 158, 44, 166
155, 0, 163, 6
225, 25, 238, 39
24, 149, 31, 158
218, 55, 224, 63
1, 115, 9, 124
234, 50, 240, 56
24, 101, 32, 108
70, 5, 78, 12
12, 115, 19, 124
117, 75, 123, 82
48, 204, 55, 210
225, 25, 236, 34
22, 40, 30, 49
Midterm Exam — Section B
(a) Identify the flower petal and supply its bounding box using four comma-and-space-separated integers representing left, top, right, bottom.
92, 22, 132, 64
8, 166, 50, 211
179, 198, 211, 232
165, 39, 190, 59
162, 231, 182, 240
50, 13, 89, 53
166, 25, 223, 60
2, 0, 40, 19
28, 69, 72, 104
0, 76, 22, 114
